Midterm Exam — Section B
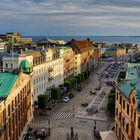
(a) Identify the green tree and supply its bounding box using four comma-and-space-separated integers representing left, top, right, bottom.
64, 80, 72, 92
75, 75, 81, 84
78, 73, 85, 82
38, 94, 48, 110
83, 71, 88, 79
70, 78, 76, 88
51, 87, 60, 100
107, 98, 115, 112
118, 71, 126, 79
108, 93, 115, 100
110, 87, 116, 93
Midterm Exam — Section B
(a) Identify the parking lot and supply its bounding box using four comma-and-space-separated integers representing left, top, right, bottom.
99, 62, 122, 80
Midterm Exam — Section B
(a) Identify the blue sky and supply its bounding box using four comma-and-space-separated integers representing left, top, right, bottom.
0, 0, 140, 36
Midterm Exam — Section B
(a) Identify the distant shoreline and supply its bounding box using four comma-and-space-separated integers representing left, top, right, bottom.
24, 36, 140, 44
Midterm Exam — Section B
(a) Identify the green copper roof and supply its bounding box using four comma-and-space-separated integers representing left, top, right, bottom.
117, 78, 140, 107
20, 60, 30, 68
20, 60, 32, 73
126, 63, 140, 80
0, 72, 18, 99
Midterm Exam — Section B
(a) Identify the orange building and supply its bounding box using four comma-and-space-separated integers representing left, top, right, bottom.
115, 78, 140, 140
69, 39, 94, 72
0, 70, 33, 140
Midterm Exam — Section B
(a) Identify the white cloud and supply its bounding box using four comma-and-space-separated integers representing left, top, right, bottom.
0, 0, 140, 35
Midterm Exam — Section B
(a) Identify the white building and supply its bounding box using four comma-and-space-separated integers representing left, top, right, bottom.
2, 48, 64, 100
0, 41, 6, 51
74, 53, 81, 76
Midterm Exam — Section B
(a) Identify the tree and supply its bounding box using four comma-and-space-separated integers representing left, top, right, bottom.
78, 73, 85, 82
51, 87, 60, 100
110, 87, 116, 93
107, 98, 115, 112
118, 71, 126, 79
64, 80, 72, 92
70, 78, 76, 88
83, 71, 88, 79
75, 75, 81, 84
108, 93, 115, 100
38, 94, 48, 110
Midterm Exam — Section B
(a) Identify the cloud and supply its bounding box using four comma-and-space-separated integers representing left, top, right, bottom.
0, 0, 140, 35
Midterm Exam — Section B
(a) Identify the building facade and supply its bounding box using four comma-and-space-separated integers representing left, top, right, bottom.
115, 78, 140, 140
105, 47, 126, 57
68, 39, 95, 72
2, 48, 64, 100
0, 70, 33, 140
56, 46, 74, 79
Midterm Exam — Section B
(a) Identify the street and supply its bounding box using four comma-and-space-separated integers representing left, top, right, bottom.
31, 62, 121, 140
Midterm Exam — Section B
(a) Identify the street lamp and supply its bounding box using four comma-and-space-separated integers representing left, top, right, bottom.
96, 73, 101, 89
48, 119, 51, 136
73, 106, 75, 117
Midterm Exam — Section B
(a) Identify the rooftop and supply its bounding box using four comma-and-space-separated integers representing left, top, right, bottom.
0, 72, 18, 100
75, 40, 93, 52
126, 63, 140, 80
117, 78, 140, 108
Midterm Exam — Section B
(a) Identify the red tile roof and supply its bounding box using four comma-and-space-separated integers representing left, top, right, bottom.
74, 40, 94, 52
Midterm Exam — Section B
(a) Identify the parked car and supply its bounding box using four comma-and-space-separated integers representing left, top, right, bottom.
69, 93, 74, 98
77, 86, 82, 91
63, 96, 70, 102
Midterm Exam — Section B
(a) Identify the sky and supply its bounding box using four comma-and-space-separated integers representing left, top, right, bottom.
0, 0, 140, 36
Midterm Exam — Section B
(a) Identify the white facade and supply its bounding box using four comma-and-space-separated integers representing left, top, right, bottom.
74, 53, 81, 76
2, 49, 64, 100
0, 42, 6, 51
2, 54, 33, 69
33, 57, 63, 99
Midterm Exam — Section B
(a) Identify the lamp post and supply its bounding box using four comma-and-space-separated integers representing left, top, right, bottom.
96, 73, 101, 89
48, 119, 51, 136
73, 106, 75, 117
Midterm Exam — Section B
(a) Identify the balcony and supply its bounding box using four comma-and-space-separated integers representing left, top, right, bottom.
48, 67, 53, 72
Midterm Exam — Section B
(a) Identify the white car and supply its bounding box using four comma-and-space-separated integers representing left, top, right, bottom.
63, 96, 70, 102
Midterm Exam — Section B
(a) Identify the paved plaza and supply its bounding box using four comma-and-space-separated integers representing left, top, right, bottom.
33, 63, 116, 140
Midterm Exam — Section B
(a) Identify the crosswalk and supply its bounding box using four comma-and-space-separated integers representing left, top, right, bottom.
51, 111, 73, 120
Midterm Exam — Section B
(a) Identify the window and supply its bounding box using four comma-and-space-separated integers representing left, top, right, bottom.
127, 104, 129, 115
116, 93, 118, 100
134, 112, 136, 123
11, 63, 13, 68
120, 96, 122, 104
122, 117, 125, 127
116, 108, 118, 116
123, 100, 125, 109
126, 123, 129, 133
132, 97, 135, 104
138, 117, 140, 129
5, 63, 8, 68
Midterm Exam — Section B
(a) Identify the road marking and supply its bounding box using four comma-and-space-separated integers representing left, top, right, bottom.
51, 111, 73, 120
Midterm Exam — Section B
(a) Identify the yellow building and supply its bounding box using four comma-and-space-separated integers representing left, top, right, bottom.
115, 63, 140, 140
15, 37, 32, 44
56, 46, 74, 79
6, 32, 32, 44
105, 47, 126, 57
0, 69, 33, 140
